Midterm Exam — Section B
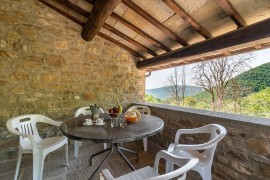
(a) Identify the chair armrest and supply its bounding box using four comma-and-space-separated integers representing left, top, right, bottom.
174, 128, 208, 143
101, 169, 115, 180
167, 143, 178, 153
150, 150, 198, 180
174, 140, 218, 151
39, 116, 62, 127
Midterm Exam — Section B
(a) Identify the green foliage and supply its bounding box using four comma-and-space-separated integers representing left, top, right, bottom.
185, 96, 197, 106
242, 87, 270, 117
145, 94, 163, 104
235, 62, 270, 92
193, 90, 212, 103
194, 101, 210, 109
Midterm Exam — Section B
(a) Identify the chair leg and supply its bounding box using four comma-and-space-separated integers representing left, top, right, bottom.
74, 140, 79, 158
33, 152, 44, 180
65, 143, 69, 166
165, 161, 173, 174
143, 138, 147, 151
198, 166, 212, 180
14, 150, 22, 180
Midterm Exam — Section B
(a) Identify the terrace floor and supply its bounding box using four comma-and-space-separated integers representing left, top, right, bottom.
0, 140, 165, 180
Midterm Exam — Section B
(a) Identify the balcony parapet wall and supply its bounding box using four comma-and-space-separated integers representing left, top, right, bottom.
133, 102, 270, 179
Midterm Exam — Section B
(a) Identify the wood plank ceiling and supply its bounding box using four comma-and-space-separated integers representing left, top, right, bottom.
38, 0, 270, 71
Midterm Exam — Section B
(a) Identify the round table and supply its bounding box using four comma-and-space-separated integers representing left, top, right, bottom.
60, 114, 164, 180
60, 114, 164, 143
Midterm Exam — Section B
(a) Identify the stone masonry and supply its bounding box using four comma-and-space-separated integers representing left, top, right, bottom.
0, 0, 145, 164
135, 102, 270, 179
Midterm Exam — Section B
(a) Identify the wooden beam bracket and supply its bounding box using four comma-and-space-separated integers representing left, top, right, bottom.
82, 0, 122, 41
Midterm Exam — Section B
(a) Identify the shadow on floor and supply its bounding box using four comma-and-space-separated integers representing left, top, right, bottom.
0, 140, 201, 180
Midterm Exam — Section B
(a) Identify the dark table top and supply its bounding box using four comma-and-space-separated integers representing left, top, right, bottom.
60, 114, 164, 143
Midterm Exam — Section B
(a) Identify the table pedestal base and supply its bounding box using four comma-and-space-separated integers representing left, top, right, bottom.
89, 143, 138, 180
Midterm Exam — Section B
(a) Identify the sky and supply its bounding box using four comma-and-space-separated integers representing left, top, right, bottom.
146, 48, 270, 89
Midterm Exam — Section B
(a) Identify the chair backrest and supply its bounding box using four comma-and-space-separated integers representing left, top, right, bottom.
6, 114, 55, 148
74, 106, 104, 117
175, 124, 226, 165
150, 150, 198, 180
126, 105, 151, 115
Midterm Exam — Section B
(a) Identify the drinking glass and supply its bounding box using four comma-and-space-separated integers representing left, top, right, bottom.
111, 117, 118, 127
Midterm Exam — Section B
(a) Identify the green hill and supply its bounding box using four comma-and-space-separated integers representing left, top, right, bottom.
242, 87, 270, 117
193, 62, 270, 100
146, 85, 204, 100
236, 62, 270, 92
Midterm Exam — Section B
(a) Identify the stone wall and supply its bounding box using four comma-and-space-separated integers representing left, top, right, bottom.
134, 102, 270, 179
0, 0, 145, 162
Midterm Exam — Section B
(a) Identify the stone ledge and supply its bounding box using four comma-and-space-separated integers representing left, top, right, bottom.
132, 102, 270, 130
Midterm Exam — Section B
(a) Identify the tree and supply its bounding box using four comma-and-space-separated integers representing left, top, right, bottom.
181, 66, 186, 106
164, 66, 187, 106
193, 53, 253, 111
226, 79, 252, 113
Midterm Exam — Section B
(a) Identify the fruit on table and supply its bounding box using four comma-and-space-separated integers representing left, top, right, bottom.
109, 103, 122, 117
108, 108, 113, 114
113, 106, 119, 113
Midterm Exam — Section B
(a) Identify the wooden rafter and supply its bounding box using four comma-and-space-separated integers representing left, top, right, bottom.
111, 12, 171, 52
122, 0, 188, 46
162, 0, 212, 39
81, 0, 122, 41
39, 0, 144, 59
137, 18, 270, 69
56, 0, 167, 54
38, 0, 84, 26
58, 0, 89, 17
217, 0, 247, 27
87, 0, 95, 5
97, 32, 146, 59
103, 24, 158, 56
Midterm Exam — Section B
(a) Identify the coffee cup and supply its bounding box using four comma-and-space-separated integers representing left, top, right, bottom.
85, 119, 92, 125
97, 118, 104, 125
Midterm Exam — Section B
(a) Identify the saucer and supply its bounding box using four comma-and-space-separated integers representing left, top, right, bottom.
83, 122, 94, 126
95, 122, 105, 126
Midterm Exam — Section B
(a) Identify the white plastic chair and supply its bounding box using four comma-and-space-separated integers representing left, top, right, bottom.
6, 114, 68, 180
102, 150, 198, 180
166, 124, 227, 180
74, 106, 107, 158
126, 105, 151, 151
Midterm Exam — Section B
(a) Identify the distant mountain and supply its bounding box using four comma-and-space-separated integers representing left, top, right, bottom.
146, 85, 204, 100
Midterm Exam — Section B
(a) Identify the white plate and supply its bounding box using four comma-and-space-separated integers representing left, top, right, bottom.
83, 122, 94, 126
95, 122, 105, 126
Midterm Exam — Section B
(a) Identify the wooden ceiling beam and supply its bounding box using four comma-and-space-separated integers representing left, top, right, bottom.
81, 0, 122, 41
217, 0, 247, 27
137, 18, 270, 69
38, 0, 144, 59
57, 1, 170, 53
162, 0, 212, 39
98, 32, 146, 59
38, 0, 84, 26
122, 0, 188, 46
103, 23, 158, 56
58, 0, 89, 17
87, 0, 95, 5
111, 12, 171, 52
